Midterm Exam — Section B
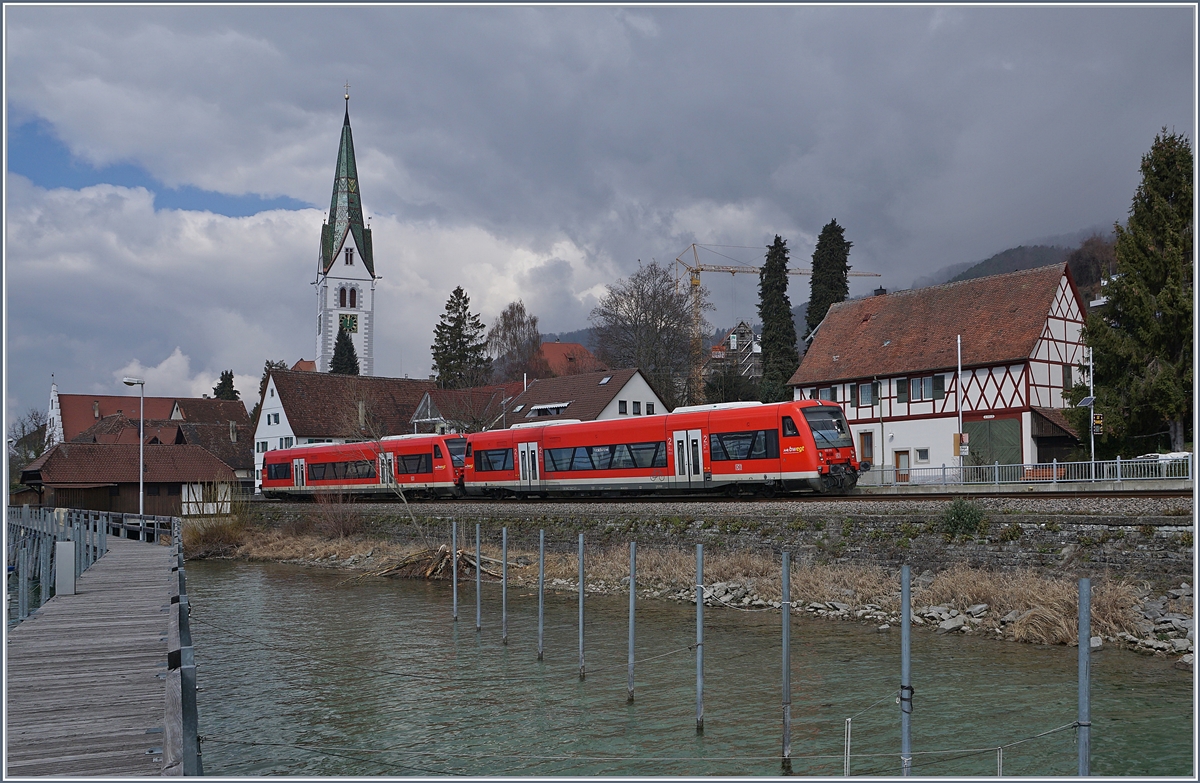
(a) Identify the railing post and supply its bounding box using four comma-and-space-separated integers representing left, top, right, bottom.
941, 464, 946, 485
1116, 455, 1121, 482
1053, 458, 1058, 484
55, 540, 76, 596
994, 461, 1000, 486
1078, 577, 1091, 777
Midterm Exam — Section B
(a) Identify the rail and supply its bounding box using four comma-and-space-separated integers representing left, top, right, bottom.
857, 454, 1193, 487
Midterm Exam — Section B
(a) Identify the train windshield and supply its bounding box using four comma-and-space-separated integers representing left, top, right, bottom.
445, 437, 468, 467
801, 408, 853, 448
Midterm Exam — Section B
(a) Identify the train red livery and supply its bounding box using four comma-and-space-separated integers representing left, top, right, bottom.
260, 400, 866, 500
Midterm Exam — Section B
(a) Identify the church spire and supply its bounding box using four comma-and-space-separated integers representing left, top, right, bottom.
320, 86, 374, 278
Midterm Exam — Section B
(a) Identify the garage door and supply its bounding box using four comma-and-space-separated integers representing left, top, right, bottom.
963, 419, 1021, 466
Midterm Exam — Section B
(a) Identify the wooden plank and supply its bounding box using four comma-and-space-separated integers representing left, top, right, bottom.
5, 536, 179, 776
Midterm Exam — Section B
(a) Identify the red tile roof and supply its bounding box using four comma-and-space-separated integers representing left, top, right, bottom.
789, 264, 1074, 386
501, 368, 642, 424
24, 443, 236, 486
71, 415, 180, 445
540, 342, 607, 376
173, 398, 251, 425
56, 395, 177, 442
67, 414, 254, 470
268, 370, 436, 439
291, 359, 317, 372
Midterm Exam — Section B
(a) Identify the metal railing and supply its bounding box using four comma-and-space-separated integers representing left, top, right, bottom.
857, 454, 1193, 487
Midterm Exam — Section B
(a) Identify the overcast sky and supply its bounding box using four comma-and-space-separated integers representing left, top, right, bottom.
4, 5, 1194, 423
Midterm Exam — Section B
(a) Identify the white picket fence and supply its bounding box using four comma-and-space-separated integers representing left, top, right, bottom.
858, 454, 1193, 487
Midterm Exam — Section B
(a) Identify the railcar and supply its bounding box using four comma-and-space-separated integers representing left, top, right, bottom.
260, 433, 467, 499
460, 399, 866, 498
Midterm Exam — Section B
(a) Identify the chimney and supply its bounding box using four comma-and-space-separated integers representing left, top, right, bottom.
874, 287, 888, 296
93, 401, 100, 419
358, 400, 365, 429
229, 421, 237, 443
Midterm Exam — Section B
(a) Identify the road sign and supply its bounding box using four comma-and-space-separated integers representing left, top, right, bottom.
1092, 413, 1103, 435
954, 432, 969, 457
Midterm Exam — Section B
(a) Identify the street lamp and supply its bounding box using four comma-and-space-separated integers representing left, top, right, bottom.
123, 377, 145, 516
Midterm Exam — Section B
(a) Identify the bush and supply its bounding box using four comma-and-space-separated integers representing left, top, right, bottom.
999, 524, 1023, 542
940, 498, 985, 538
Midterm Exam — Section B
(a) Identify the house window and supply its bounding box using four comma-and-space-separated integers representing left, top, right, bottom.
1063, 365, 1073, 389
857, 382, 879, 407
619, 401, 628, 414
350, 288, 357, 308
896, 378, 908, 403
646, 403, 655, 415
916, 448, 930, 463
256, 441, 268, 454
256, 469, 261, 481
270, 388, 274, 397
285, 437, 293, 448
146, 484, 161, 496
345, 247, 354, 265
599, 376, 612, 385
340, 287, 347, 308
859, 431, 874, 462
906, 376, 946, 402
167, 484, 181, 496
818, 387, 838, 402
729, 334, 738, 351
632, 401, 641, 415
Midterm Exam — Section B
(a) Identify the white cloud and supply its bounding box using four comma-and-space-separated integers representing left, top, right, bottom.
112, 347, 221, 401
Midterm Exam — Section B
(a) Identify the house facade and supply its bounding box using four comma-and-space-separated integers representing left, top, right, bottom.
252, 370, 434, 489
410, 383, 524, 434
703, 321, 763, 383
788, 264, 1085, 473
499, 368, 667, 426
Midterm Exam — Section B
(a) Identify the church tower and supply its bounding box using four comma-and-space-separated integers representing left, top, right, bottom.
316, 87, 377, 375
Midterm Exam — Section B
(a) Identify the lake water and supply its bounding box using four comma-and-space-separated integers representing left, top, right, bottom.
187, 561, 1192, 776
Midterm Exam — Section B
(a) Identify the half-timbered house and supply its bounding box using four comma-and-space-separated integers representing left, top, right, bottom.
787, 264, 1085, 473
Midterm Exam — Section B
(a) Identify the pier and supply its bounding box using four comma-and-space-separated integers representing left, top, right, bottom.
5, 509, 201, 776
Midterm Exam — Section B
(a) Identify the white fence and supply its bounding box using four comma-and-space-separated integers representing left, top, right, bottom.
858, 454, 1193, 487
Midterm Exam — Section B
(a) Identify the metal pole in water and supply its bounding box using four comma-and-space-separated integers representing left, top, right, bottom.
628, 540, 636, 703
502, 527, 508, 645
475, 523, 482, 633
782, 551, 792, 770
900, 564, 913, 776
578, 532, 585, 680
538, 529, 545, 661
696, 543, 704, 733
1078, 577, 1091, 777
452, 521, 458, 621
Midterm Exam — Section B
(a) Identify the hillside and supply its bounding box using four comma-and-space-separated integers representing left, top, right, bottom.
947, 245, 1071, 283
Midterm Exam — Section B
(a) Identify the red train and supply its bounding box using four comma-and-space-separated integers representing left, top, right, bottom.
260, 400, 867, 500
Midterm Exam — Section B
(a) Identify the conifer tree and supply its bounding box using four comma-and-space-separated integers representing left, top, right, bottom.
1071, 129, 1193, 453
757, 235, 800, 403
806, 219, 853, 336
330, 323, 361, 375
212, 370, 240, 400
431, 286, 492, 388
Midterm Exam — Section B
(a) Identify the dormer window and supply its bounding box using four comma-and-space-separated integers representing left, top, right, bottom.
345, 247, 354, 265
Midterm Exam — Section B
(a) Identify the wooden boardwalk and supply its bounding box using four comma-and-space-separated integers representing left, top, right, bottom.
6, 536, 176, 776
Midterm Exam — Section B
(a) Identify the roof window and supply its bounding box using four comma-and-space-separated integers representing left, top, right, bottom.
599, 376, 612, 385
512, 404, 524, 413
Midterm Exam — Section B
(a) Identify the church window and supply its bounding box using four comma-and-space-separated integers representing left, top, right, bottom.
339, 288, 347, 308
345, 247, 354, 265
350, 288, 357, 308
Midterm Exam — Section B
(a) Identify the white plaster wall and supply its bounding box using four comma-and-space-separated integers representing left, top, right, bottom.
252, 376, 298, 491
597, 373, 668, 418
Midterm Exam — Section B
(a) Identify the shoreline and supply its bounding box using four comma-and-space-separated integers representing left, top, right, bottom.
191, 524, 1195, 671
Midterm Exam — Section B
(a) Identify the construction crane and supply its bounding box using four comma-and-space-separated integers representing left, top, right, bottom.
674, 243, 881, 402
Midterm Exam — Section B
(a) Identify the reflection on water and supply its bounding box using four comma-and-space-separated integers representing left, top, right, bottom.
188, 561, 1192, 776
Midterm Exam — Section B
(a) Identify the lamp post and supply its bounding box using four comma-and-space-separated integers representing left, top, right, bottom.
123, 377, 145, 515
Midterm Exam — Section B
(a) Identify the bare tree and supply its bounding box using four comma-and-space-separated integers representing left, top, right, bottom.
8, 408, 48, 491
487, 301, 552, 383
589, 260, 711, 409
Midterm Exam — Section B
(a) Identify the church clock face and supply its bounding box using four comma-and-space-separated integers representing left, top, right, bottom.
340, 314, 358, 333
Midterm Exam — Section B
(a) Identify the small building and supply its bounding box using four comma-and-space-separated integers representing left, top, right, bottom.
253, 370, 435, 490
410, 383, 524, 434
499, 368, 667, 426
702, 321, 762, 383
788, 264, 1085, 471
539, 341, 607, 376
46, 383, 250, 447
20, 443, 237, 516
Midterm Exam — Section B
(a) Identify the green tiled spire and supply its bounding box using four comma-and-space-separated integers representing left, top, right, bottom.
320, 98, 374, 277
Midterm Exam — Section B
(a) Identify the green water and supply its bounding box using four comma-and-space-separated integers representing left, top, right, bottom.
187, 561, 1193, 776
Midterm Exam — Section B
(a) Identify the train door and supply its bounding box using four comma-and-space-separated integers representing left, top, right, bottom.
517, 442, 540, 493
292, 458, 306, 489
379, 452, 395, 485
672, 429, 704, 489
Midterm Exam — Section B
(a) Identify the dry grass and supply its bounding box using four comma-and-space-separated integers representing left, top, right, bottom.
182, 516, 249, 557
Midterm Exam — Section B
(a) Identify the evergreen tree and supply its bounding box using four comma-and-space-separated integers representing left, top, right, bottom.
806, 219, 853, 336
1069, 129, 1193, 454
330, 323, 361, 375
757, 235, 800, 403
212, 370, 240, 401
431, 286, 492, 388
250, 359, 288, 424
704, 363, 760, 404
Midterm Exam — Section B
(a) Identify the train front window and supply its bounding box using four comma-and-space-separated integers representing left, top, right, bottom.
782, 416, 800, 437
802, 408, 853, 448
445, 438, 467, 466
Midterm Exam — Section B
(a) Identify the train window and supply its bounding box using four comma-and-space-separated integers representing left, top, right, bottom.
546, 442, 666, 471
465, 443, 473, 457
691, 440, 701, 474
475, 448, 514, 472
629, 442, 667, 468
266, 462, 291, 481
399, 453, 433, 474
446, 438, 467, 467
308, 460, 378, 481
710, 430, 780, 461
609, 444, 635, 469
433, 444, 443, 459
802, 408, 854, 448
782, 417, 800, 437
